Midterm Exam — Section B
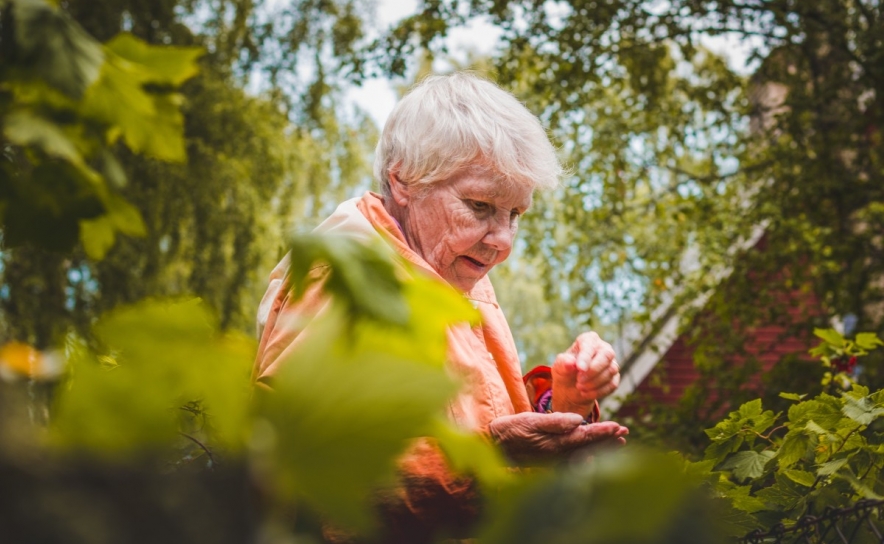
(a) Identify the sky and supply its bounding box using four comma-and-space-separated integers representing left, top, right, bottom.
346, 0, 503, 128
348, 1, 759, 129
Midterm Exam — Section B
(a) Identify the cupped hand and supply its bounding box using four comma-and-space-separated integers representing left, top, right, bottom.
488, 412, 628, 465
552, 332, 620, 415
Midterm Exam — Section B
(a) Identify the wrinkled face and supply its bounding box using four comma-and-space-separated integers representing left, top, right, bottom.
395, 171, 533, 292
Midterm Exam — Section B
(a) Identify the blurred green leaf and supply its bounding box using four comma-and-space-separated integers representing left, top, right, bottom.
52, 299, 254, 455
351, 274, 479, 368
12, 0, 104, 98
287, 234, 410, 326
813, 328, 845, 348
105, 33, 202, 86
79, 193, 146, 260
430, 418, 511, 486
257, 302, 459, 530
3, 110, 83, 165
479, 449, 721, 544
81, 57, 182, 161
855, 333, 884, 350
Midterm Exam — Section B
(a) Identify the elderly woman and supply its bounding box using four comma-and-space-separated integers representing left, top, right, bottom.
254, 72, 628, 540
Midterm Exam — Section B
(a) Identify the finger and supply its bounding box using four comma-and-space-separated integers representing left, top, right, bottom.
552, 351, 579, 379
577, 360, 619, 391
554, 421, 623, 450
578, 347, 617, 382
579, 373, 621, 399
572, 332, 601, 371
529, 411, 585, 433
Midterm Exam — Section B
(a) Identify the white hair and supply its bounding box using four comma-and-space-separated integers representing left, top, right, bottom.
374, 72, 562, 196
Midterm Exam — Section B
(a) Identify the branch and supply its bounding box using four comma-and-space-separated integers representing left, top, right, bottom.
666, 160, 776, 186
180, 432, 216, 469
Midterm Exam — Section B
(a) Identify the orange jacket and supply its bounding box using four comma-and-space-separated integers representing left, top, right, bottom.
253, 192, 534, 541
254, 192, 533, 424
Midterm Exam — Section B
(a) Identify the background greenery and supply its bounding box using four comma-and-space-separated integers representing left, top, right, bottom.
2, 0, 884, 542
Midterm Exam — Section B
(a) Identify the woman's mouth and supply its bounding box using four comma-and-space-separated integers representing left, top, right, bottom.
461, 256, 487, 269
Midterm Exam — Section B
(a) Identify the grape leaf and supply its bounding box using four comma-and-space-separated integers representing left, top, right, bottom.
814, 328, 845, 347
855, 333, 883, 350
720, 450, 776, 483
782, 469, 816, 488
842, 394, 884, 426
778, 429, 812, 469
756, 474, 807, 511
817, 457, 848, 476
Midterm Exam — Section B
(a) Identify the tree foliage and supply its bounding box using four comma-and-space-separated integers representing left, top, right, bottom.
376, 0, 884, 447
1, 0, 378, 349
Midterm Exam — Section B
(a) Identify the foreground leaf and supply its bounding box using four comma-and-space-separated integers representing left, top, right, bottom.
52, 299, 253, 454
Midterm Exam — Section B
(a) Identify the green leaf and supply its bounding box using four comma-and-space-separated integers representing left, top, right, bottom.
723, 485, 766, 513
814, 328, 845, 347
854, 333, 883, 350
750, 410, 779, 434
782, 469, 816, 488
3, 110, 82, 165
52, 299, 254, 454
105, 33, 202, 86
805, 420, 831, 436
789, 397, 843, 428
710, 497, 764, 538
79, 216, 116, 260
842, 394, 884, 426
720, 450, 775, 483
778, 429, 813, 469
287, 234, 411, 326
430, 419, 511, 486
779, 392, 806, 402
739, 398, 763, 418
79, 193, 146, 259
480, 450, 709, 543
817, 457, 848, 476
12, 0, 104, 98
80, 40, 198, 162
258, 303, 458, 530
834, 472, 884, 500
351, 275, 479, 368
756, 474, 807, 511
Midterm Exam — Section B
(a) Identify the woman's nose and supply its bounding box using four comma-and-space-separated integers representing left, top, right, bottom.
482, 214, 515, 252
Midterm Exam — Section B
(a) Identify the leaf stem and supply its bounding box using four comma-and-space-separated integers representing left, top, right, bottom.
180, 432, 216, 469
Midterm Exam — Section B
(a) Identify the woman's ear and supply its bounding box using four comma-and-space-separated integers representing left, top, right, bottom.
388, 170, 410, 206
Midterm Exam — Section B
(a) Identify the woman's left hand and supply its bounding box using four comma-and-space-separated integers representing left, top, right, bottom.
551, 332, 620, 415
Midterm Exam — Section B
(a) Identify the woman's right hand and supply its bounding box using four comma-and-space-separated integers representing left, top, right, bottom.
488, 412, 628, 465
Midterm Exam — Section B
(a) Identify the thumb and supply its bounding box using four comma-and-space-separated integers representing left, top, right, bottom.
529, 411, 585, 434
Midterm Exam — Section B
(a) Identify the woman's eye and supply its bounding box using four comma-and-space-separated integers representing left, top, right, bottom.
468, 200, 491, 213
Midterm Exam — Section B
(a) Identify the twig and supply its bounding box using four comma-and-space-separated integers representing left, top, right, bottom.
179, 432, 216, 469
